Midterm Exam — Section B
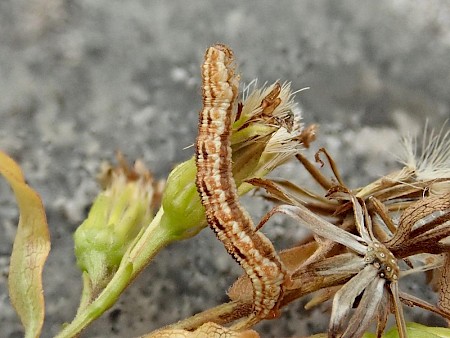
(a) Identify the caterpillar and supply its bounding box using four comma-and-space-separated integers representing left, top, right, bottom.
195, 44, 287, 328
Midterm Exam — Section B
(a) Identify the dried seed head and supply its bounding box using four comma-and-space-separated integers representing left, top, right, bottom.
397, 123, 450, 194
239, 82, 299, 128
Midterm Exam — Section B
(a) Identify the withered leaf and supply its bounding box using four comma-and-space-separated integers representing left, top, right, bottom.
438, 253, 450, 320
143, 322, 259, 338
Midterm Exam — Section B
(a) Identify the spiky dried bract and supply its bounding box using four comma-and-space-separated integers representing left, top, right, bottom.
387, 192, 450, 256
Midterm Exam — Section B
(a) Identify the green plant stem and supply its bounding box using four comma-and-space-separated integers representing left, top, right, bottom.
55, 208, 174, 338
75, 272, 93, 316
55, 262, 133, 338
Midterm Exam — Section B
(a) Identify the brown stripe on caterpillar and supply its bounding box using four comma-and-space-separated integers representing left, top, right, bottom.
195, 44, 288, 328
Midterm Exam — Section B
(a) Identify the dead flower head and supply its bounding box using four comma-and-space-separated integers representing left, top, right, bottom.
243, 122, 450, 337
260, 187, 405, 338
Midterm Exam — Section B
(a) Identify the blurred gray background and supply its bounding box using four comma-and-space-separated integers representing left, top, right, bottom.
1, 1, 449, 337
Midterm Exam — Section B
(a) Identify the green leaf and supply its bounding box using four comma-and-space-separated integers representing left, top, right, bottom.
383, 322, 450, 338
0, 150, 51, 338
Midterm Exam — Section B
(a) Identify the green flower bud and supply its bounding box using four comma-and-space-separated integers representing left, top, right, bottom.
160, 157, 206, 239
74, 154, 160, 289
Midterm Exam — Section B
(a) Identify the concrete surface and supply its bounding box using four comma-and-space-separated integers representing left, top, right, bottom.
0, 1, 449, 337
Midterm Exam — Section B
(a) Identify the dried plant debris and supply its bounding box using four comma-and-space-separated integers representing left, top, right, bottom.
245, 125, 450, 337
143, 322, 259, 338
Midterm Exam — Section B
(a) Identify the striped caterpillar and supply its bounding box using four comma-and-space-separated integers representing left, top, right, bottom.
195, 44, 287, 328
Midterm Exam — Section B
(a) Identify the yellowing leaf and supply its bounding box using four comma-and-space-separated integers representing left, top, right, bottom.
144, 322, 260, 338
0, 151, 51, 338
